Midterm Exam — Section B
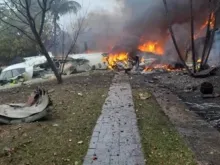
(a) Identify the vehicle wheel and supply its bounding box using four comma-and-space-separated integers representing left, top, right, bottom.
84, 64, 92, 72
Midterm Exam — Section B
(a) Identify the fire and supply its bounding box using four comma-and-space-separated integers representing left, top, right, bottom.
197, 58, 202, 63
201, 12, 215, 30
194, 12, 215, 39
144, 64, 182, 72
144, 64, 173, 72
138, 41, 164, 55
103, 52, 129, 70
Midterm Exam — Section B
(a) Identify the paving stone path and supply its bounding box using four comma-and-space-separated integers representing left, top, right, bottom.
83, 73, 145, 165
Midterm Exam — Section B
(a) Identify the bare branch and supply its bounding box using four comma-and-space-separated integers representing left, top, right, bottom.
60, 14, 87, 74
200, 0, 212, 70
3, 0, 29, 25
163, 0, 192, 75
204, 13, 218, 65
0, 0, 62, 83
189, 0, 196, 73
0, 16, 35, 42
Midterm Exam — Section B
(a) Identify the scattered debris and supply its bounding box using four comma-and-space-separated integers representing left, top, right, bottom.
139, 92, 151, 100
53, 123, 59, 127
184, 84, 197, 93
201, 93, 220, 99
0, 87, 52, 124
48, 89, 55, 93
200, 82, 214, 95
152, 76, 161, 81
146, 80, 155, 83
185, 102, 220, 110
77, 141, 83, 144
194, 67, 218, 78
77, 92, 83, 96
2, 147, 15, 156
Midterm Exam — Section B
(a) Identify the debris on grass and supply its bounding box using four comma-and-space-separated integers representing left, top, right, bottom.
77, 141, 83, 144
139, 92, 151, 100
77, 92, 83, 96
48, 89, 55, 93
52, 123, 59, 127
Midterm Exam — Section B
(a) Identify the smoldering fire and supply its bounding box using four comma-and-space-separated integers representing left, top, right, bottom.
82, 0, 219, 71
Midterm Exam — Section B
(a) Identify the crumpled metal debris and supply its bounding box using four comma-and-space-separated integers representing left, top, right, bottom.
0, 87, 52, 124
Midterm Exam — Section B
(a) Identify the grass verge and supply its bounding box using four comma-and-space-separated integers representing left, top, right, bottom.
133, 89, 197, 165
0, 85, 109, 165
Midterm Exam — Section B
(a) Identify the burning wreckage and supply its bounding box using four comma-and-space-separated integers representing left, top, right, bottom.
102, 18, 220, 74
102, 43, 185, 73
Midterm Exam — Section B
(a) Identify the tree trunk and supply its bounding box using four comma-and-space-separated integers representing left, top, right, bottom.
40, 44, 62, 84
53, 15, 58, 56
32, 26, 62, 84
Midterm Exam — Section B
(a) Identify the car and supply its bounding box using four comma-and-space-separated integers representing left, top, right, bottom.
0, 63, 33, 85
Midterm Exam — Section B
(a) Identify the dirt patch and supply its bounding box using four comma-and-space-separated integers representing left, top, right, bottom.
0, 71, 114, 165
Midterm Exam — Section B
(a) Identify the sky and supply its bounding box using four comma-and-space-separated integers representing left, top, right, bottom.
77, 0, 118, 12
60, 0, 119, 27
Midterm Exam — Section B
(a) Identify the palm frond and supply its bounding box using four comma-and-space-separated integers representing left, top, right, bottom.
51, 0, 81, 17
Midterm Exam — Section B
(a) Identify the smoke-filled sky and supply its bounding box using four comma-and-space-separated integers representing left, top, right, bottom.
78, 0, 118, 12
60, 0, 118, 26
61, 0, 211, 59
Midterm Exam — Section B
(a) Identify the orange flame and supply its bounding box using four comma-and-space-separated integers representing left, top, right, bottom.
138, 41, 164, 55
197, 58, 202, 63
144, 64, 182, 72
103, 52, 129, 70
194, 12, 215, 39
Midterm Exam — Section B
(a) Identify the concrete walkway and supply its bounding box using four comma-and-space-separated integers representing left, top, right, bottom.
83, 73, 145, 165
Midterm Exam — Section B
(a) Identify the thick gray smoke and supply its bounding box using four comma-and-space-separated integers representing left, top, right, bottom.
77, 10, 125, 52
116, 0, 210, 57
78, 0, 211, 61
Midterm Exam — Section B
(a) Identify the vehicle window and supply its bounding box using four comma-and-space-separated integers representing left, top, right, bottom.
12, 69, 21, 77
0, 72, 6, 80
2, 71, 13, 80
17, 68, 25, 74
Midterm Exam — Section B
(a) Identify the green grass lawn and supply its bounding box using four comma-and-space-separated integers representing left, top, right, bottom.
0, 81, 109, 165
133, 89, 197, 165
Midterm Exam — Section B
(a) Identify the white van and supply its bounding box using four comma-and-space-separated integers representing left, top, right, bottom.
0, 62, 33, 82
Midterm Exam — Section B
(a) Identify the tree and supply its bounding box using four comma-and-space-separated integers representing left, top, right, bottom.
0, 12, 54, 64
50, 0, 81, 56
0, 0, 62, 83
60, 12, 87, 74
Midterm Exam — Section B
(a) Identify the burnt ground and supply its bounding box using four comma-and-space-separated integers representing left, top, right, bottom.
130, 70, 220, 130
130, 71, 220, 164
